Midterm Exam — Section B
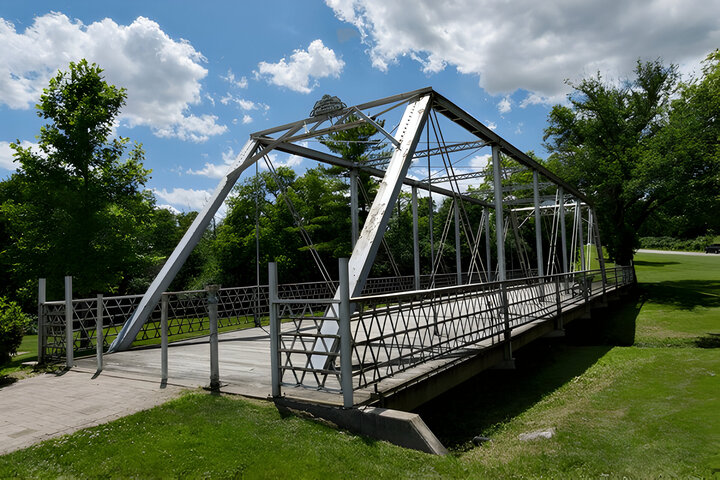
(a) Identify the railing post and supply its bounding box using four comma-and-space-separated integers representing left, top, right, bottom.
96, 294, 103, 373
269, 262, 281, 398
37, 278, 46, 364
554, 275, 564, 331
338, 258, 353, 408
500, 282, 514, 365
207, 284, 221, 391
64, 276, 73, 368
161, 293, 169, 385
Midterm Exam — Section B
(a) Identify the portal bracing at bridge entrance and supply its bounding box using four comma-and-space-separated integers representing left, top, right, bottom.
38, 88, 634, 412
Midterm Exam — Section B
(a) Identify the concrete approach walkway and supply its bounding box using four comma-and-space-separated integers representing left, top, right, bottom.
0, 369, 184, 455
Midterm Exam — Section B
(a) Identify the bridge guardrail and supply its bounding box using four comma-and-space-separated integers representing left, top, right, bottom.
37, 272, 494, 363
269, 264, 635, 405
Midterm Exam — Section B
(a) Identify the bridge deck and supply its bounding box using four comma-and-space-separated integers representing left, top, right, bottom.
74, 281, 623, 406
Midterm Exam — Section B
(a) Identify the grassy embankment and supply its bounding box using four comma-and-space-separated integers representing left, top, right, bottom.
1, 251, 718, 478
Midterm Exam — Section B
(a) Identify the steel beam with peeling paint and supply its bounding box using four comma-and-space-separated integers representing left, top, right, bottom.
109, 139, 260, 351
309, 94, 432, 369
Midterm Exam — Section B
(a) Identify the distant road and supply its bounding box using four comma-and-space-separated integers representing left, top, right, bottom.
636, 249, 716, 257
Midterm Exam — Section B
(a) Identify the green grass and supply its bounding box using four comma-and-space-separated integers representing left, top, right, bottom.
1, 251, 718, 478
633, 252, 720, 347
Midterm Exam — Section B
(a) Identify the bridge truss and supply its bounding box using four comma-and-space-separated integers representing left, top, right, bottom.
109, 87, 607, 355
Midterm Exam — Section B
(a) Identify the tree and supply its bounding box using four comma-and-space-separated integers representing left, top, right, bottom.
543, 60, 681, 264
639, 50, 720, 238
1, 60, 155, 303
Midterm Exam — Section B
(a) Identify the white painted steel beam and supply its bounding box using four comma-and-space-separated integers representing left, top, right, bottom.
492, 145, 506, 281
454, 199, 462, 284
310, 94, 431, 369
350, 170, 359, 249
109, 139, 261, 351
533, 170, 545, 277
345, 93, 430, 295
559, 187, 569, 274
412, 185, 420, 290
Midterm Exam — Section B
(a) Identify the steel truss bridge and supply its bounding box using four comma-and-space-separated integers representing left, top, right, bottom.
38, 87, 635, 414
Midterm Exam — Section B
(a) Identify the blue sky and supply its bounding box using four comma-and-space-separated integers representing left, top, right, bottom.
1, 0, 718, 212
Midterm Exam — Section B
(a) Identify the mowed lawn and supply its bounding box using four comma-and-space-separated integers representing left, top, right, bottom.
1, 252, 718, 478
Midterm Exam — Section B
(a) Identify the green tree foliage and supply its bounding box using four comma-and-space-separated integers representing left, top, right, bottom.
0, 60, 156, 303
639, 50, 720, 238
0, 296, 31, 363
545, 53, 720, 263
544, 59, 686, 264
213, 166, 352, 285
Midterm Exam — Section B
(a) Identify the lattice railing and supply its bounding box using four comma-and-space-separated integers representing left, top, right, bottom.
39, 273, 462, 362
269, 265, 635, 403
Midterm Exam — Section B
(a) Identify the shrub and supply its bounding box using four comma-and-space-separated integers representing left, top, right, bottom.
0, 296, 31, 363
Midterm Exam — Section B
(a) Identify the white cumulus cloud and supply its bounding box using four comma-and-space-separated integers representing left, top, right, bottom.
220, 94, 268, 112
256, 39, 345, 93
0, 140, 38, 171
187, 146, 305, 179
154, 187, 212, 211
497, 96, 512, 114
0, 13, 226, 142
186, 147, 238, 179
325, 0, 720, 103
221, 69, 248, 88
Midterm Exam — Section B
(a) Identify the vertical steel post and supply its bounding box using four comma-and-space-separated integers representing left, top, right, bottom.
37, 278, 46, 364
577, 200, 586, 271
338, 258, 353, 408
64, 276, 73, 368
161, 293, 169, 384
454, 199, 462, 285
350, 169, 359, 249
484, 207, 492, 282
412, 185, 420, 290
554, 275, 564, 331
428, 189, 435, 285
207, 285, 220, 391
492, 145, 506, 281
427, 119, 435, 286
559, 188, 568, 275
592, 208, 607, 295
96, 294, 103, 373
533, 170, 544, 277
254, 157, 262, 328
500, 283, 513, 362
269, 262, 280, 397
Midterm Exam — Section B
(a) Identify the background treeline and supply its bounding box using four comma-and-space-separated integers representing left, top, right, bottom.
639, 235, 720, 252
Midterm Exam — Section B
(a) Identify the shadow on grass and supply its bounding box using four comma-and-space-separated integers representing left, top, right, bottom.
415, 293, 643, 450
634, 260, 680, 267
695, 333, 720, 349
640, 281, 720, 310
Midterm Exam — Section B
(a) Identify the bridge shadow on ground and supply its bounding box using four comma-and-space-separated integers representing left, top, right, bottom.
639, 281, 720, 310
414, 292, 643, 451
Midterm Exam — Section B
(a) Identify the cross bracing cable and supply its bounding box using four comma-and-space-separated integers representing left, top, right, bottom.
261, 155, 334, 290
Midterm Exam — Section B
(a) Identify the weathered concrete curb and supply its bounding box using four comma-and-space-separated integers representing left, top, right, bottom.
274, 397, 448, 455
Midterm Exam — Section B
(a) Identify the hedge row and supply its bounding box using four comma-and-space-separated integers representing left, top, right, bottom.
639, 235, 719, 252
